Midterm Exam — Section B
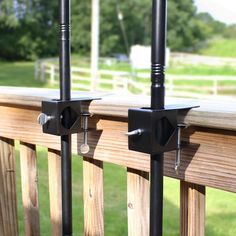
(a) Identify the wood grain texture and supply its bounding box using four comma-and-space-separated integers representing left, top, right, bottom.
1, 86, 236, 131
1, 105, 236, 193
0, 137, 18, 236
180, 181, 205, 236
79, 118, 236, 193
83, 157, 104, 236
20, 142, 40, 236
0, 106, 61, 150
127, 168, 149, 236
48, 149, 62, 236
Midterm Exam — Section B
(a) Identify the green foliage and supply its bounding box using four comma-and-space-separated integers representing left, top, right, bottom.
197, 13, 226, 35
167, 0, 197, 50
0, 0, 58, 60
222, 24, 236, 39
0, 0, 20, 60
71, 1, 233, 55
72, 0, 214, 55
167, 1, 226, 52
71, 0, 152, 56
0, 0, 234, 60
71, 1, 91, 55
16, 0, 59, 60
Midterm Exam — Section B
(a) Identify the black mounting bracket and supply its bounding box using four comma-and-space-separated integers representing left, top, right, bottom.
127, 104, 198, 155
38, 97, 98, 136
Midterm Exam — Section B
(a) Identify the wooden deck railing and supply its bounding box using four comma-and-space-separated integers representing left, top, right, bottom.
0, 87, 236, 235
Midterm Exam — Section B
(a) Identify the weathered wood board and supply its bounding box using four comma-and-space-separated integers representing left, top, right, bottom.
0, 101, 236, 193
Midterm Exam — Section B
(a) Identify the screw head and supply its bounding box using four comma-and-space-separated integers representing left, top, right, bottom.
126, 129, 143, 137
37, 113, 53, 125
80, 144, 90, 154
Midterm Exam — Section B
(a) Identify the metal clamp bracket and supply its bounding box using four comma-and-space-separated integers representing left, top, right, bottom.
127, 104, 198, 156
38, 97, 98, 136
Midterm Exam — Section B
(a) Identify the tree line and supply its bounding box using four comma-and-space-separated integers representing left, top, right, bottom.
0, 0, 234, 60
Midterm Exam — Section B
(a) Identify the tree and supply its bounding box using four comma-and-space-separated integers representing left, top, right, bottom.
70, 0, 152, 56
197, 12, 226, 36
0, 0, 58, 60
71, 0, 212, 55
17, 0, 58, 60
167, 0, 210, 51
71, 0, 91, 55
0, 0, 20, 60
0, 0, 228, 60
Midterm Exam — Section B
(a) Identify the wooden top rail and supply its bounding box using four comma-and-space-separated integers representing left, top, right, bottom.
1, 86, 236, 194
0, 86, 236, 130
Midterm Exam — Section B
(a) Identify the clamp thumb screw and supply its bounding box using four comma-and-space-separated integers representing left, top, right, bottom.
37, 113, 53, 125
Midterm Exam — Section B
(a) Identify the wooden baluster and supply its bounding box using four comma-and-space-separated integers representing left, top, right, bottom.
180, 181, 205, 236
48, 149, 62, 236
20, 142, 40, 236
0, 137, 18, 235
83, 157, 104, 236
127, 168, 149, 236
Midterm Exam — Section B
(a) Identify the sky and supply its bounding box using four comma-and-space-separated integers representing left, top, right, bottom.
194, 0, 236, 25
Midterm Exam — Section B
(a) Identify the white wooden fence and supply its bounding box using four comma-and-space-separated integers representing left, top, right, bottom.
35, 61, 131, 92
35, 60, 236, 98
171, 52, 236, 67
137, 72, 236, 97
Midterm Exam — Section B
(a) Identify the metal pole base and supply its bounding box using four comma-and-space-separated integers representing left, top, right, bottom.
150, 154, 164, 236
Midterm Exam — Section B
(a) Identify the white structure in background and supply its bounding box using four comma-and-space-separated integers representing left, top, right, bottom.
130, 45, 170, 69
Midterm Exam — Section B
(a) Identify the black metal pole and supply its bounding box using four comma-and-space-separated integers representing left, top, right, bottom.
150, 0, 167, 236
59, 0, 72, 235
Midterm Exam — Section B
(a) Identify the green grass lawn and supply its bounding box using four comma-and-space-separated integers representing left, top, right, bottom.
167, 65, 236, 76
199, 38, 236, 58
0, 61, 43, 87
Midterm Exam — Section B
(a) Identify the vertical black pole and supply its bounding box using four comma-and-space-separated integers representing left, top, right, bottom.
59, 0, 72, 235
150, 0, 167, 236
